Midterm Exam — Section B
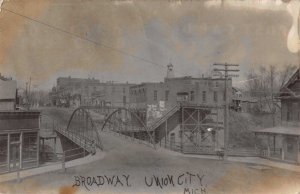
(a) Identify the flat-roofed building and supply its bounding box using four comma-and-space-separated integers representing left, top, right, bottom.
0, 77, 41, 173
0, 79, 17, 111
129, 65, 231, 150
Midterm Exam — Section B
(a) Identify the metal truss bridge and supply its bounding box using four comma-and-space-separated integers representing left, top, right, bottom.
54, 104, 225, 156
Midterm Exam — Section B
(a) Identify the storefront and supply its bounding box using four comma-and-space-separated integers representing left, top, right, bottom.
0, 111, 40, 173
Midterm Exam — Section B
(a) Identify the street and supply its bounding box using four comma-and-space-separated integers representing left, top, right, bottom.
0, 107, 299, 194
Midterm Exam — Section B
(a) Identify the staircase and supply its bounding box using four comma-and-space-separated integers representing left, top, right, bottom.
146, 106, 181, 144
147, 105, 180, 131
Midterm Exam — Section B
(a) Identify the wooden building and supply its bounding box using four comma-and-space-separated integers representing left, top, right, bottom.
0, 77, 41, 173
0, 111, 40, 173
254, 69, 300, 164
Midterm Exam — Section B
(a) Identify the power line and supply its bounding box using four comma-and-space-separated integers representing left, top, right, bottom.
2, 7, 184, 74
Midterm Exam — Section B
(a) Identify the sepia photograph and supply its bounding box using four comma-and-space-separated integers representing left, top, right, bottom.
0, 0, 300, 193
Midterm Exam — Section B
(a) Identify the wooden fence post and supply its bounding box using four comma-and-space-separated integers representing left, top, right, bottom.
62, 152, 66, 172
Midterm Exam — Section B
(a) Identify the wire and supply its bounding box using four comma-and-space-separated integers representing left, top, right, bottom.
1, 7, 183, 74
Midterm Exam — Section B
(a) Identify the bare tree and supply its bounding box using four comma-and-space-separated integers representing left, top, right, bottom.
245, 64, 297, 125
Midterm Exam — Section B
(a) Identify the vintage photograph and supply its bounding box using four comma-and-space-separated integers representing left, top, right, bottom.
0, 0, 300, 193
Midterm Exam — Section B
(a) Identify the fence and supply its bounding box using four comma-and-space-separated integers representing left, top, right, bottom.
158, 138, 263, 157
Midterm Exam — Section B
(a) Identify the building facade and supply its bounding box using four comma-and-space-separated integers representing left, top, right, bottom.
91, 82, 135, 108
129, 65, 232, 150
50, 76, 135, 108
50, 76, 100, 107
231, 87, 258, 112
130, 76, 232, 126
0, 77, 40, 173
254, 69, 300, 164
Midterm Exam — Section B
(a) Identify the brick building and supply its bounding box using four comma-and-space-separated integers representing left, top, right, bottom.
91, 82, 134, 108
50, 76, 100, 107
129, 65, 232, 149
130, 75, 231, 126
50, 76, 135, 108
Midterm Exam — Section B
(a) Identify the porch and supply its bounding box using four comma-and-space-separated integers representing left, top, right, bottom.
253, 126, 300, 165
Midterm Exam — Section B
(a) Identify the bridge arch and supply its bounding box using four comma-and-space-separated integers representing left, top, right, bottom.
66, 107, 103, 150
101, 107, 155, 147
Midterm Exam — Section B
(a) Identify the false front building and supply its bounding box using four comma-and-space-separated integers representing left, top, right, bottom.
0, 77, 40, 173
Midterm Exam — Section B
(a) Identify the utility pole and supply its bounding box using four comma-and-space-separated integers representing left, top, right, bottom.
26, 82, 29, 110
213, 63, 239, 160
28, 77, 31, 109
270, 67, 275, 127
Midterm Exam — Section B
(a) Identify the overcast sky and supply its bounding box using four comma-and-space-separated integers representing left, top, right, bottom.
0, 0, 298, 90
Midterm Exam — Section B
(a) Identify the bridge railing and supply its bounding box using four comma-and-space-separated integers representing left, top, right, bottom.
55, 127, 95, 153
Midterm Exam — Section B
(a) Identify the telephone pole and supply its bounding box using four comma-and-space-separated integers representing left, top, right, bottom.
213, 63, 239, 160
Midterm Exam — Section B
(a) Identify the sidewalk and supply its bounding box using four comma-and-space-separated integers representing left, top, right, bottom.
0, 149, 105, 183
157, 147, 300, 173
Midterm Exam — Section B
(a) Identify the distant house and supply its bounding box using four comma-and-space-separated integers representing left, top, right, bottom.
231, 87, 258, 112
253, 69, 300, 164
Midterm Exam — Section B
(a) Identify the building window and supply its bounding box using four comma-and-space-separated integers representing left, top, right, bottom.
214, 91, 218, 102
190, 91, 195, 101
287, 142, 293, 152
154, 90, 157, 101
123, 96, 126, 105
165, 90, 169, 101
215, 81, 219, 87
22, 132, 38, 167
0, 134, 8, 166
195, 82, 200, 91
179, 130, 182, 139
202, 91, 206, 102
298, 102, 300, 121
177, 92, 189, 102
287, 102, 291, 121
10, 133, 20, 143
223, 91, 226, 101
292, 102, 298, 121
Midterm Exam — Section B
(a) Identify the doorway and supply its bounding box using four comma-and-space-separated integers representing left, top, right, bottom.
10, 143, 20, 170
9, 133, 21, 171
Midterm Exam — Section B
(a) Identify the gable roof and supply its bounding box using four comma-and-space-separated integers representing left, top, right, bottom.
0, 80, 17, 100
279, 68, 299, 97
